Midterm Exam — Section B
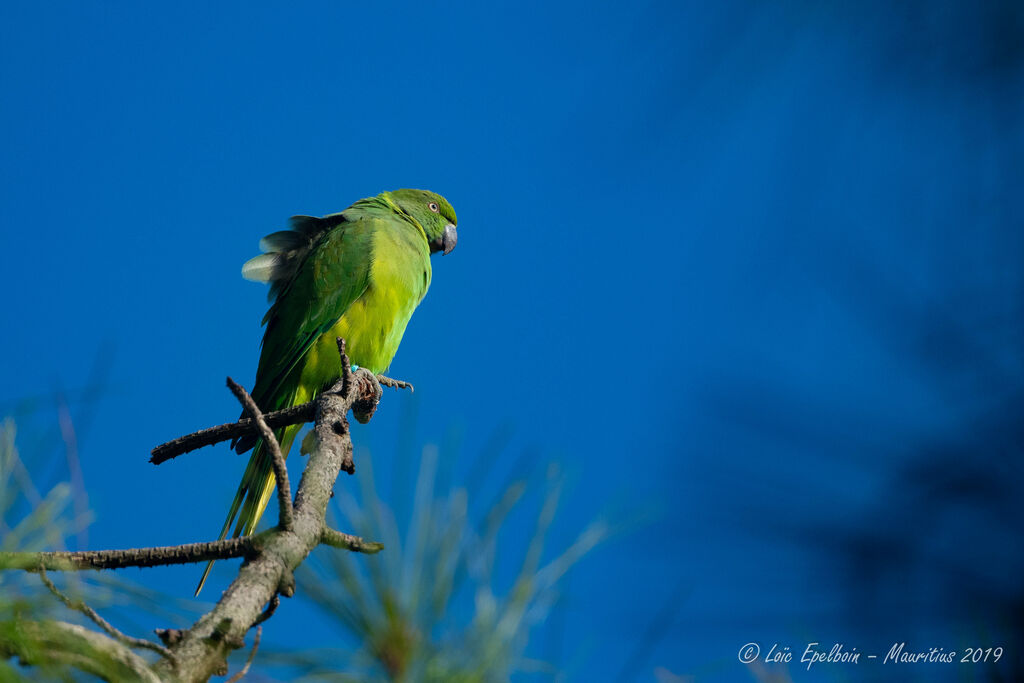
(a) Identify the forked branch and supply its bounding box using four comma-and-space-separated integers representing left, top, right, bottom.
0, 338, 397, 682
226, 377, 294, 532
37, 567, 174, 660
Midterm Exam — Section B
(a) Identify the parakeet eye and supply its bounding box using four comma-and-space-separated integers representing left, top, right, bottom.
428, 202, 439, 213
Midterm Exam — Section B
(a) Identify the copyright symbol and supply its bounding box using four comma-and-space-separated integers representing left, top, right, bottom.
738, 642, 760, 664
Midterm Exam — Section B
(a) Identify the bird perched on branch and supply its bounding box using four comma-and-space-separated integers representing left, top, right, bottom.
196, 189, 458, 594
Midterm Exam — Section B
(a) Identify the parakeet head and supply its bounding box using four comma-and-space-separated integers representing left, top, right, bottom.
388, 189, 458, 255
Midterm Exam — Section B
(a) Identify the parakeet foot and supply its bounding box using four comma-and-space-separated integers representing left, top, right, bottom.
376, 375, 414, 392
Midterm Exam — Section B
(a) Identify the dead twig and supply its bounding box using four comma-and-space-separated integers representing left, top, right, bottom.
320, 527, 384, 554
337, 337, 352, 399
1, 337, 400, 682
37, 567, 174, 661
225, 626, 261, 683
150, 338, 405, 464
150, 339, 388, 680
0, 532, 271, 571
150, 403, 315, 464
226, 377, 294, 532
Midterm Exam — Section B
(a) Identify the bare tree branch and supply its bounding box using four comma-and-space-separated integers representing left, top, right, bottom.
150, 367, 403, 466
149, 342, 385, 681
37, 567, 174, 661
226, 377, 294, 532
0, 517, 382, 575
0, 533, 270, 571
149, 404, 315, 465
336, 338, 352, 400
320, 527, 384, 554
1, 338, 394, 682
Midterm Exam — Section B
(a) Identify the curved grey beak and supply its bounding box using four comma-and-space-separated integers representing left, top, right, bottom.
430, 223, 458, 255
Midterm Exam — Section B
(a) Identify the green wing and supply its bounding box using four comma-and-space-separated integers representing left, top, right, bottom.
250, 217, 374, 413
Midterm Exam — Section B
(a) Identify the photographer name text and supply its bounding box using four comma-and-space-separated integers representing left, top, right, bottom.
737, 641, 1003, 671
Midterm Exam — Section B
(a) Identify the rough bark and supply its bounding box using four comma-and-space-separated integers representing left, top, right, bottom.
150, 368, 382, 682
0, 344, 387, 682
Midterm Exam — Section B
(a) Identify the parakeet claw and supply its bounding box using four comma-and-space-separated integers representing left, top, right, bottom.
376, 375, 414, 392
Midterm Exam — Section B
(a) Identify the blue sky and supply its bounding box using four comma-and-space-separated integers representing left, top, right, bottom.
3, 2, 1023, 681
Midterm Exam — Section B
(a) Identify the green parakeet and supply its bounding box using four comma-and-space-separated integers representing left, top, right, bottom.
196, 189, 458, 595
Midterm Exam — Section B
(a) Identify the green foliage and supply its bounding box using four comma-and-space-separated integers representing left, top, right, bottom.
0, 420, 195, 682
280, 443, 607, 682
1, 407, 608, 681
0, 418, 82, 680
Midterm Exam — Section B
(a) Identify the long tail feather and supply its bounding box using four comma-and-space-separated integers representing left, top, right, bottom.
194, 447, 263, 595
195, 425, 300, 595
